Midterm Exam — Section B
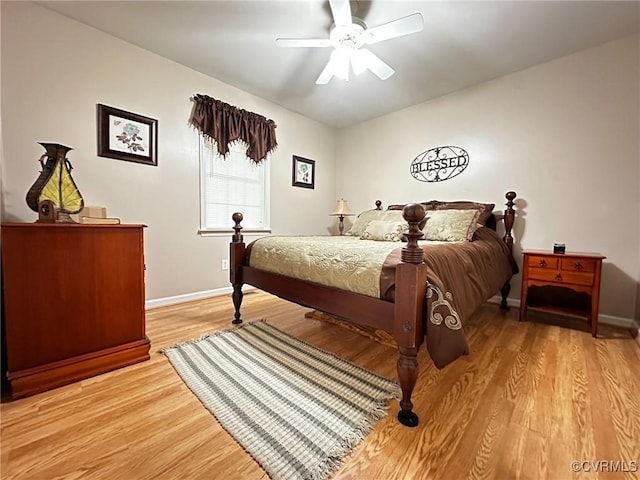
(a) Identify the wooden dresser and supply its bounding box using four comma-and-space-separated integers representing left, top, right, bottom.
519, 250, 605, 337
1, 223, 150, 398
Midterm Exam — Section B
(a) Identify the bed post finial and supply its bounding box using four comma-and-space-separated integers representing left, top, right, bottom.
375, 200, 382, 210
401, 204, 426, 264
232, 212, 244, 243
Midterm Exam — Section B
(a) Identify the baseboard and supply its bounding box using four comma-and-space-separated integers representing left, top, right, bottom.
487, 296, 638, 329
599, 315, 640, 330
145, 285, 255, 310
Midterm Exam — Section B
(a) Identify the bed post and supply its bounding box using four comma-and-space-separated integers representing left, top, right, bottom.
230, 212, 246, 324
394, 204, 428, 428
500, 191, 517, 310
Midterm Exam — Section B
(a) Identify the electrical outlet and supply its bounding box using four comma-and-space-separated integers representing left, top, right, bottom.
221, 259, 229, 271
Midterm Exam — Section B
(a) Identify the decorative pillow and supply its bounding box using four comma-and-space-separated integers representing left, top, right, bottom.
423, 200, 495, 226
387, 202, 433, 212
385, 204, 430, 230
345, 209, 385, 237
422, 209, 482, 242
361, 219, 408, 242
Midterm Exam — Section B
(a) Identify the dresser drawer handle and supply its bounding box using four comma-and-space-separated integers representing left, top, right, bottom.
555, 273, 563, 281
539, 259, 547, 267
574, 262, 583, 270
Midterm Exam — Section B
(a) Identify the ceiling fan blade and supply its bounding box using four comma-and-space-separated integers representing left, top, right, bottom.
364, 13, 424, 44
276, 38, 332, 48
356, 49, 395, 80
316, 57, 336, 85
329, 0, 352, 27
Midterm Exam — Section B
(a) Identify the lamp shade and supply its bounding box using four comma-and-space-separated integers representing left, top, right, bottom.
330, 198, 354, 216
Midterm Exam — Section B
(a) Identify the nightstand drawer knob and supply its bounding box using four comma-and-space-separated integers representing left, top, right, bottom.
574, 262, 583, 270
539, 259, 547, 267
555, 273, 563, 281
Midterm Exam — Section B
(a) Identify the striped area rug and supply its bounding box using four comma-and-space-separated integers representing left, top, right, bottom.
162, 320, 400, 480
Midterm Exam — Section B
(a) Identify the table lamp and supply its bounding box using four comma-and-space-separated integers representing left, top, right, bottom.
330, 198, 354, 235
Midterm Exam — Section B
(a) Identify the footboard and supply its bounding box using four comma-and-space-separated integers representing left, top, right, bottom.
229, 204, 428, 427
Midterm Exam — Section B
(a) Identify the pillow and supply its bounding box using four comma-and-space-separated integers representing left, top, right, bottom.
387, 202, 433, 212
345, 209, 385, 237
360, 218, 408, 242
422, 209, 481, 242
385, 203, 430, 230
423, 200, 495, 226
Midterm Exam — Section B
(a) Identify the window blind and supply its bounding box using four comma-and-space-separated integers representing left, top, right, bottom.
200, 140, 270, 231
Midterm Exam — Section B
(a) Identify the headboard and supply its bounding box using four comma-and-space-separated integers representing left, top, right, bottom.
375, 191, 516, 251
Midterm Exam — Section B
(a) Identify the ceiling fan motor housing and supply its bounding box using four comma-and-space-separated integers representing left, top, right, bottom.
329, 18, 368, 50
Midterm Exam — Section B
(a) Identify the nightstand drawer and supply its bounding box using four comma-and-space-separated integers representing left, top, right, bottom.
560, 258, 597, 273
528, 269, 595, 287
527, 255, 559, 269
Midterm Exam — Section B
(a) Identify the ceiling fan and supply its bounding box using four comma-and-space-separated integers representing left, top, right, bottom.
276, 0, 424, 85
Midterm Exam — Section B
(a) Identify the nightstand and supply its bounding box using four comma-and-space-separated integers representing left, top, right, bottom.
519, 250, 605, 337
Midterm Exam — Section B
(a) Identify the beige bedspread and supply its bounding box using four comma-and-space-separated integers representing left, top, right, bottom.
247, 227, 517, 368
248, 235, 402, 297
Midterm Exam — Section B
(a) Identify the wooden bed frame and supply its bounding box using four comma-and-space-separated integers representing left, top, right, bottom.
229, 191, 516, 427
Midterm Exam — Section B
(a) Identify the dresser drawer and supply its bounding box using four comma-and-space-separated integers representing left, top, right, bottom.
560, 258, 597, 273
527, 255, 559, 269
528, 268, 595, 287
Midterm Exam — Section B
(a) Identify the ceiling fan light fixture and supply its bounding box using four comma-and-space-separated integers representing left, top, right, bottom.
331, 47, 352, 80
350, 49, 368, 76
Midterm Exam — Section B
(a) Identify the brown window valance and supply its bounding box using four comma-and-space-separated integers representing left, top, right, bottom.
189, 94, 277, 164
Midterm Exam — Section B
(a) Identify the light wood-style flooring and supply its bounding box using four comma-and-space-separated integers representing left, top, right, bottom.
2, 291, 639, 479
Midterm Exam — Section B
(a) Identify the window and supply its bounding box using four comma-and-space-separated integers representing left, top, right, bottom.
200, 140, 270, 233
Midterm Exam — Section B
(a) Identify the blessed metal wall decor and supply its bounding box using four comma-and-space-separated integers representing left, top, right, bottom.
410, 146, 469, 182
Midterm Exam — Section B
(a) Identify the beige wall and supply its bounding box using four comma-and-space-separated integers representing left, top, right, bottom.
1, 2, 337, 302
637, 138, 640, 327
2, 3, 639, 321
337, 34, 640, 321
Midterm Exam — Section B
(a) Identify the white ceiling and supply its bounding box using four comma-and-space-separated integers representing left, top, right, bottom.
38, 1, 640, 128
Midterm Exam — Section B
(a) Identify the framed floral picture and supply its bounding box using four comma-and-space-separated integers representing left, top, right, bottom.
97, 104, 158, 166
292, 155, 315, 189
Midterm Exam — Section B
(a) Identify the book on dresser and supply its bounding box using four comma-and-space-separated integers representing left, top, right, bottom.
80, 216, 121, 224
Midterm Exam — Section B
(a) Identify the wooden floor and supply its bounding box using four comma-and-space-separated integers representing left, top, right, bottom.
2, 291, 639, 480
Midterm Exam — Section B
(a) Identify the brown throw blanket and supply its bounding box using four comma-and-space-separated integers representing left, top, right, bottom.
380, 227, 517, 367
